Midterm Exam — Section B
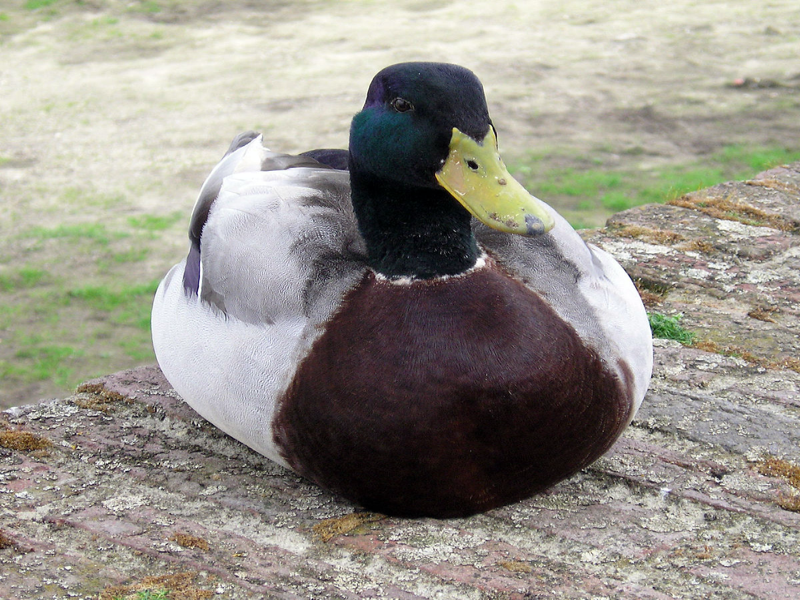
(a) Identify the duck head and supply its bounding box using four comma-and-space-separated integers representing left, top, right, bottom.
348, 62, 554, 279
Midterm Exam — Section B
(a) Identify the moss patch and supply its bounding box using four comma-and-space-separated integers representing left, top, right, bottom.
777, 496, 800, 512
691, 339, 800, 374
497, 559, 533, 573
74, 382, 131, 413
636, 289, 664, 308
747, 306, 778, 323
668, 194, 798, 231
609, 223, 685, 245
99, 572, 213, 600
0, 425, 52, 453
745, 178, 800, 196
169, 532, 210, 551
757, 456, 800, 489
677, 239, 717, 254
756, 456, 800, 513
312, 512, 385, 542
0, 529, 17, 550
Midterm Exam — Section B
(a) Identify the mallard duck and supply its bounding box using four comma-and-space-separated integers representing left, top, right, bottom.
151, 62, 652, 518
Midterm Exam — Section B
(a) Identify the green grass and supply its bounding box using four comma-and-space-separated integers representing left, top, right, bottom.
127, 212, 182, 232
0, 277, 158, 390
137, 590, 169, 600
24, 0, 59, 9
118, 338, 155, 361
61, 186, 127, 209
648, 312, 696, 345
68, 281, 158, 315
113, 590, 170, 600
67, 280, 159, 330
129, 1, 163, 14
11, 344, 82, 385
533, 169, 623, 198
92, 16, 120, 26
27, 223, 124, 245
0, 277, 157, 393
0, 267, 48, 292
0, 303, 22, 328
21, 214, 160, 272
716, 145, 800, 172
1, 214, 171, 401
512, 144, 800, 227
113, 248, 151, 263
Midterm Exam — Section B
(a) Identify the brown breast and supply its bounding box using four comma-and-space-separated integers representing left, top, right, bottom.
273, 262, 631, 517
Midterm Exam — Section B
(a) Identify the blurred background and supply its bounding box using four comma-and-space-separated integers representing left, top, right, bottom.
1, 0, 799, 409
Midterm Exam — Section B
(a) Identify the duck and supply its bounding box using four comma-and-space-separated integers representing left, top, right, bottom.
151, 62, 653, 518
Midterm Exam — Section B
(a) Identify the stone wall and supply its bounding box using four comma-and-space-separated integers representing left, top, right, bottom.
2, 164, 799, 599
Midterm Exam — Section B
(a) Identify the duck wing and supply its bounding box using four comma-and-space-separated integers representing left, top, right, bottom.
151, 134, 367, 466
187, 133, 366, 324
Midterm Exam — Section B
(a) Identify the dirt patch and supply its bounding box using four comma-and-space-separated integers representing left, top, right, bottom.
1, 0, 799, 409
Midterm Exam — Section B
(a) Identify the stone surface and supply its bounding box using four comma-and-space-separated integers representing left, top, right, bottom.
2, 164, 800, 599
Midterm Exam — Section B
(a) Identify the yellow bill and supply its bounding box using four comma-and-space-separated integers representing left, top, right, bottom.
435, 127, 555, 236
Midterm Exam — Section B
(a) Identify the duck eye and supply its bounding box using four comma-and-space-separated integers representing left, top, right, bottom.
390, 97, 414, 113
